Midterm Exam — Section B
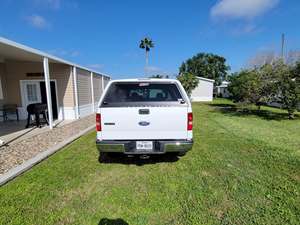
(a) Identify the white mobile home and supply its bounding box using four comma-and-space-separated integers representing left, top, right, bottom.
0, 37, 110, 128
216, 81, 230, 98
190, 77, 214, 102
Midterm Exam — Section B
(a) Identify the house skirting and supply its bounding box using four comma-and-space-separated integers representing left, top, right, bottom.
79, 103, 95, 118
59, 103, 96, 120
191, 96, 213, 102
58, 106, 77, 120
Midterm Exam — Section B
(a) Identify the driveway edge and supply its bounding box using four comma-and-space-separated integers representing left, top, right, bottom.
0, 125, 95, 186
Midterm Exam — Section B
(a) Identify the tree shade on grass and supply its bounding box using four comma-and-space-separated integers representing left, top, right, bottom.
0, 99, 299, 225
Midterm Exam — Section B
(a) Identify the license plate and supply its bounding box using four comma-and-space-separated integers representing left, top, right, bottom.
136, 141, 153, 151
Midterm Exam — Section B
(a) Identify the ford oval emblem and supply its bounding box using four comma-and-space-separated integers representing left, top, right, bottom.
139, 121, 150, 126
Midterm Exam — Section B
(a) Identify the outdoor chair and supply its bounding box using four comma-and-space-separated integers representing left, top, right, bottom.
0, 104, 19, 121
26, 103, 49, 128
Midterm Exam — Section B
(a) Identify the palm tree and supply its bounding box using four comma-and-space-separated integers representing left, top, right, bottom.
139, 37, 154, 75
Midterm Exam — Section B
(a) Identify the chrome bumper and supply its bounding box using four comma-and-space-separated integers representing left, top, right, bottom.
96, 139, 193, 154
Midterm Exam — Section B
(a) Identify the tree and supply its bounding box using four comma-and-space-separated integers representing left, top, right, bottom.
177, 72, 199, 96
286, 50, 300, 65
139, 37, 154, 75
229, 60, 300, 118
273, 60, 300, 119
294, 62, 300, 107
291, 61, 300, 81
228, 66, 275, 110
179, 53, 230, 85
257, 63, 278, 105
247, 50, 300, 68
247, 50, 277, 68
228, 69, 263, 108
149, 74, 169, 79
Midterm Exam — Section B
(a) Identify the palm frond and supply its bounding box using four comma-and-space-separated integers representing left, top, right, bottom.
148, 40, 154, 48
139, 40, 145, 49
139, 37, 154, 51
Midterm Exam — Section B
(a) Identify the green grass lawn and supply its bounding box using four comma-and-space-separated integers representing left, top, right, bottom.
0, 99, 299, 225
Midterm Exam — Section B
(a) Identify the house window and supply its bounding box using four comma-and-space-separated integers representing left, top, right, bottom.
26, 84, 38, 101
0, 77, 3, 100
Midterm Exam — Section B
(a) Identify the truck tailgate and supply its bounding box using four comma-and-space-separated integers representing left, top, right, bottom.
101, 107, 188, 140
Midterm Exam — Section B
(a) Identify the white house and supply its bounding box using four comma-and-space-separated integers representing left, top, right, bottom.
190, 77, 215, 102
216, 81, 230, 98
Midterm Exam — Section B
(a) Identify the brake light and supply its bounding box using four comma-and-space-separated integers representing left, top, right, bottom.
187, 112, 193, 130
96, 113, 101, 131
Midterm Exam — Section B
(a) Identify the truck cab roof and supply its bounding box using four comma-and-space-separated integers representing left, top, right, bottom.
110, 78, 179, 83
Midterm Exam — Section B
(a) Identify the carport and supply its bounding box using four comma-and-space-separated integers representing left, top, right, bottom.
0, 37, 110, 146
0, 37, 110, 135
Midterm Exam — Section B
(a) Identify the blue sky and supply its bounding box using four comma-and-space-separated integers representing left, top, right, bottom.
0, 0, 300, 79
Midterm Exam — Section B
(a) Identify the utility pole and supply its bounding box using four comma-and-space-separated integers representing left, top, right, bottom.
281, 33, 285, 60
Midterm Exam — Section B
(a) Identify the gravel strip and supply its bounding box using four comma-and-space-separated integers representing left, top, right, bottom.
0, 115, 95, 175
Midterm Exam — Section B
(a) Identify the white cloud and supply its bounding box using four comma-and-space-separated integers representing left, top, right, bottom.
240, 24, 256, 33
231, 23, 261, 35
211, 0, 279, 20
26, 14, 49, 29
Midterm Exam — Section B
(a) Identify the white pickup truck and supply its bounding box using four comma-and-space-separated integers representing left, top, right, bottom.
96, 79, 193, 158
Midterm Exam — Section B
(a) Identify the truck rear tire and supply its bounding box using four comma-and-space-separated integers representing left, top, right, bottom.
177, 152, 186, 157
99, 152, 110, 163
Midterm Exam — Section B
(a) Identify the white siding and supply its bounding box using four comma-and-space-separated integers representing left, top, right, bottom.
103, 76, 110, 88
77, 72, 91, 105
93, 75, 103, 103
77, 68, 93, 117
191, 78, 214, 102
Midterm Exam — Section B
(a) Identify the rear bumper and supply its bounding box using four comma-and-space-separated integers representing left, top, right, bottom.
96, 139, 193, 154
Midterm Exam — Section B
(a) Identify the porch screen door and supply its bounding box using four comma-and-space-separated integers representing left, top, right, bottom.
22, 81, 41, 108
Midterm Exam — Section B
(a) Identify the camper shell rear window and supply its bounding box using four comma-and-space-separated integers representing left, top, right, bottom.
101, 82, 185, 107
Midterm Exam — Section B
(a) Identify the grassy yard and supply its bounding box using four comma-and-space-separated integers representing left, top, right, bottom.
0, 99, 299, 225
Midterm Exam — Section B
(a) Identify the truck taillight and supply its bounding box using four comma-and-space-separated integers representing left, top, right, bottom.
96, 113, 101, 131
187, 112, 193, 131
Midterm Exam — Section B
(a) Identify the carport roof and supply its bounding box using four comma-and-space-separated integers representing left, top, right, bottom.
0, 37, 110, 79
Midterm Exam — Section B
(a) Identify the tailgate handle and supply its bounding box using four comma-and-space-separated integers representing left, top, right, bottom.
139, 109, 150, 114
